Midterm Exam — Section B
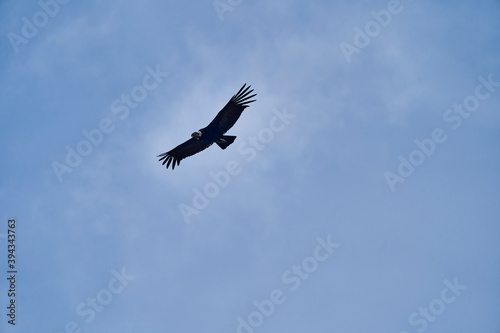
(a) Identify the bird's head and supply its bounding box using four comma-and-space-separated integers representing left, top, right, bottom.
191, 130, 202, 139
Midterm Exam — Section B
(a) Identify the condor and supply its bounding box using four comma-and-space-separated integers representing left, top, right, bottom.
158, 84, 256, 170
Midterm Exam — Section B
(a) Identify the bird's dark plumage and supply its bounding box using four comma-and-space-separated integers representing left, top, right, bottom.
158, 84, 256, 170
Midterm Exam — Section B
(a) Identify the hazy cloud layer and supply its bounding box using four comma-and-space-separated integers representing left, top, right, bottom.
1, 0, 499, 332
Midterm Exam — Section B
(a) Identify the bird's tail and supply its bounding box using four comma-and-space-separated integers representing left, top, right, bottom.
216, 135, 236, 149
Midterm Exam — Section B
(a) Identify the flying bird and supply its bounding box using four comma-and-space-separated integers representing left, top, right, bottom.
158, 84, 256, 170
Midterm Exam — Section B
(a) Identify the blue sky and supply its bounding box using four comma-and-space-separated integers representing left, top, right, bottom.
1, 0, 499, 332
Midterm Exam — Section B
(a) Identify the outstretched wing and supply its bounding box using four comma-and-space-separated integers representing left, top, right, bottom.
206, 84, 256, 134
158, 138, 213, 170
